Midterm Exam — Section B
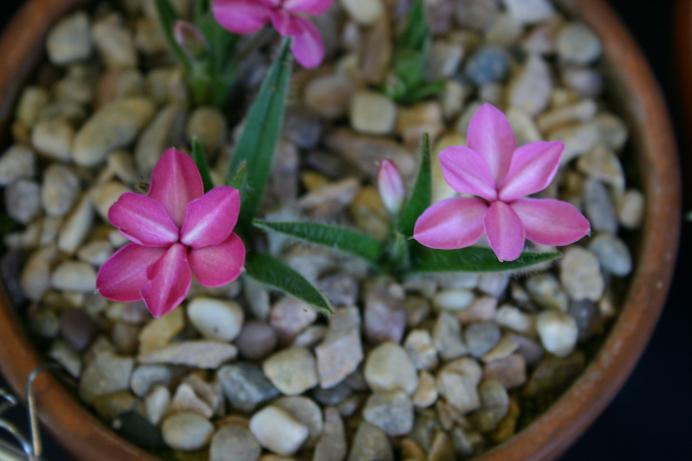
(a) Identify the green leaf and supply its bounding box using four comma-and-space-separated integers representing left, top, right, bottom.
254, 220, 383, 264
399, 0, 429, 50
228, 40, 292, 227
245, 253, 333, 316
384, 0, 442, 104
411, 245, 560, 273
398, 134, 432, 237
227, 161, 247, 190
154, 0, 191, 72
191, 137, 214, 192
194, 0, 238, 93
195, 0, 235, 57
408, 81, 445, 102
393, 49, 426, 90
388, 230, 411, 272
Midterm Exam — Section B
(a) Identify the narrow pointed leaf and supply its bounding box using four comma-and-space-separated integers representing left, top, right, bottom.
384, 0, 442, 104
411, 245, 560, 273
194, 0, 238, 91
398, 134, 432, 237
154, 0, 191, 71
227, 161, 247, 190
195, 0, 237, 68
400, 0, 429, 50
254, 220, 383, 264
389, 230, 411, 272
191, 137, 214, 192
245, 253, 333, 315
228, 40, 292, 226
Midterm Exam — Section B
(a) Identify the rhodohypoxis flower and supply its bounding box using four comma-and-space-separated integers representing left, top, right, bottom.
212, 0, 333, 68
96, 149, 246, 317
377, 159, 405, 215
414, 103, 590, 261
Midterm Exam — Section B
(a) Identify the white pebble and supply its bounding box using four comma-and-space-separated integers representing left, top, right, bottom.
250, 406, 309, 456
187, 297, 244, 341
536, 311, 578, 357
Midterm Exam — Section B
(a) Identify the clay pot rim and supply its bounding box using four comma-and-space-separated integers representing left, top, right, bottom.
0, 1, 680, 460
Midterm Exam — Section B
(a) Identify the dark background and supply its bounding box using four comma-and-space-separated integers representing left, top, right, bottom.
1, 1, 691, 460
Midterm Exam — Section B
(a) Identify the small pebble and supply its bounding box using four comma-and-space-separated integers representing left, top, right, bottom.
263, 347, 319, 395
0, 145, 35, 186
465, 322, 501, 358
364, 342, 418, 395
340, 0, 383, 25
51, 261, 96, 292
161, 412, 213, 451
557, 22, 602, 65
250, 406, 309, 456
503, 0, 555, 24
347, 422, 393, 461
404, 330, 438, 371
465, 45, 510, 85
589, 233, 632, 276
31, 119, 74, 161
144, 385, 170, 425
236, 320, 278, 360
210, 425, 261, 461
412, 371, 438, 408
436, 358, 482, 414
350, 90, 397, 135
218, 362, 280, 412
313, 407, 347, 461
363, 390, 414, 436
41, 164, 80, 217
5, 179, 40, 224
433, 289, 474, 312
433, 312, 467, 360
536, 311, 579, 357
46, 12, 92, 65
617, 189, 645, 229
187, 297, 244, 342
560, 247, 605, 301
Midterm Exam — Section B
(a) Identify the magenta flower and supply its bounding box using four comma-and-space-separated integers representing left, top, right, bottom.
414, 103, 590, 261
377, 159, 405, 215
212, 0, 333, 68
96, 149, 246, 318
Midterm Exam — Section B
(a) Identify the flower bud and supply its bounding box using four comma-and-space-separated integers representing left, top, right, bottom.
174, 20, 209, 61
377, 159, 406, 215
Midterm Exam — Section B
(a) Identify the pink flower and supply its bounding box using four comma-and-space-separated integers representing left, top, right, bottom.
414, 103, 590, 261
174, 20, 209, 61
377, 159, 405, 215
96, 149, 246, 318
212, 0, 333, 68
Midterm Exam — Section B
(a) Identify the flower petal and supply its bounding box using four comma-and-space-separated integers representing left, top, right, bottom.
283, 0, 332, 15
96, 244, 166, 302
499, 141, 563, 202
467, 103, 516, 184
141, 244, 192, 318
377, 159, 406, 215
212, 0, 271, 34
189, 233, 246, 287
270, 10, 302, 35
512, 198, 590, 246
439, 146, 497, 201
484, 201, 525, 262
108, 192, 179, 247
290, 18, 325, 68
148, 148, 204, 226
413, 198, 488, 250
181, 186, 240, 248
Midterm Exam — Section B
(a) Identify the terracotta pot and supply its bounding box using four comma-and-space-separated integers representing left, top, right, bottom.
0, 0, 680, 460
675, 0, 692, 190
